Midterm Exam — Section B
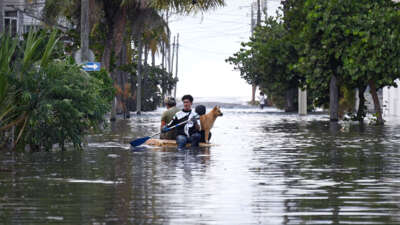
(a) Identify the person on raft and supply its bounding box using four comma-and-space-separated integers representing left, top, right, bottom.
162, 94, 201, 150
160, 96, 180, 140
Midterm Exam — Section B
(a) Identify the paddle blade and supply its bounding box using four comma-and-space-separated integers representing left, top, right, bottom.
130, 136, 151, 147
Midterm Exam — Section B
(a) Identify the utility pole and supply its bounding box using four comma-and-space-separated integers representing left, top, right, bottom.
161, 41, 165, 69
174, 33, 179, 99
136, 36, 143, 115
250, 1, 259, 104
171, 35, 175, 75
0, 0, 4, 33
250, 4, 254, 34
166, 10, 171, 78
250, 0, 263, 104
257, 0, 261, 26
81, 0, 90, 62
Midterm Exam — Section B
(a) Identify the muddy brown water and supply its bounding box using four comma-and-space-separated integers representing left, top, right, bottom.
1, 107, 400, 225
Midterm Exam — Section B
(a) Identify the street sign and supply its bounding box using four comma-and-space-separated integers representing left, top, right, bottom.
82, 62, 101, 71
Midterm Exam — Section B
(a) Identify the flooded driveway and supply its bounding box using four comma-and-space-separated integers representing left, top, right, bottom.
1, 107, 400, 224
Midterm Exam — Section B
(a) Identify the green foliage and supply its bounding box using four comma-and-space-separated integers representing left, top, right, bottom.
341, 1, 400, 88
0, 30, 111, 151
120, 63, 176, 111
229, 0, 400, 119
0, 34, 17, 108
227, 17, 310, 111
226, 39, 261, 86
89, 69, 115, 103
21, 61, 110, 151
295, 0, 400, 122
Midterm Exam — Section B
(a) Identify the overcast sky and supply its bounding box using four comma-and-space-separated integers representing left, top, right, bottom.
169, 0, 281, 99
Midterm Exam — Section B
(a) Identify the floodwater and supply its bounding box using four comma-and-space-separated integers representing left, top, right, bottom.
1, 106, 400, 225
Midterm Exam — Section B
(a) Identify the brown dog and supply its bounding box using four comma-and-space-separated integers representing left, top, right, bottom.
200, 106, 223, 143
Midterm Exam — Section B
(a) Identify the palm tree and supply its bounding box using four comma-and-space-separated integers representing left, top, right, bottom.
129, 8, 170, 114
0, 30, 59, 148
42, 0, 224, 117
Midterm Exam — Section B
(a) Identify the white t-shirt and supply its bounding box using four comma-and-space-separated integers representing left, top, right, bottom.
259, 95, 266, 105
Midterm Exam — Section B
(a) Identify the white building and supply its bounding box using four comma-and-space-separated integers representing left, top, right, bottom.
1, 0, 44, 36
383, 80, 400, 117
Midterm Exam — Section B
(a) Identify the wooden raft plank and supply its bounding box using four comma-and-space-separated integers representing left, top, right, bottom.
145, 139, 214, 147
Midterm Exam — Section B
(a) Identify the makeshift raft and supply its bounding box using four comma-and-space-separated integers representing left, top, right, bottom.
145, 139, 215, 147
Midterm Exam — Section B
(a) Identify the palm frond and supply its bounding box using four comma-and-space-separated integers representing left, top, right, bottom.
151, 0, 225, 13
40, 30, 59, 67
22, 30, 44, 71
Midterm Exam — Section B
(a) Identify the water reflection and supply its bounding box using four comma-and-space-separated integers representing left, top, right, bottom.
1, 108, 400, 224
250, 115, 400, 225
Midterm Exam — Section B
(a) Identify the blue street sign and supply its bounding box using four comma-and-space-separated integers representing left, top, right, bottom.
82, 62, 101, 71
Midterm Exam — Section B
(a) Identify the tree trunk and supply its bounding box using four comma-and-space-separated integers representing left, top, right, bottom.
285, 88, 296, 112
101, 37, 113, 71
144, 44, 149, 66
257, 0, 261, 26
161, 42, 165, 69
251, 84, 256, 104
101, 7, 127, 72
152, 51, 155, 68
81, 0, 90, 62
136, 36, 143, 115
0, 0, 4, 33
117, 43, 128, 119
329, 75, 339, 121
112, 7, 127, 63
101, 7, 128, 120
369, 80, 384, 124
357, 85, 367, 121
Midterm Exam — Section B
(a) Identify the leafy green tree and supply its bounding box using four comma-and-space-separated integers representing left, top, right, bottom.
341, 1, 400, 124
296, 0, 400, 123
295, 0, 357, 121
21, 61, 110, 151
227, 17, 303, 111
0, 30, 111, 151
43, 0, 224, 119
43, 0, 224, 71
226, 43, 261, 100
120, 63, 176, 111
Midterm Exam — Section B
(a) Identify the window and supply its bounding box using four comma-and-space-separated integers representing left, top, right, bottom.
4, 11, 18, 37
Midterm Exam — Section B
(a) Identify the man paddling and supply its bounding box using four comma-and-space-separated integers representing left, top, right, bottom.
162, 94, 201, 150
160, 96, 180, 140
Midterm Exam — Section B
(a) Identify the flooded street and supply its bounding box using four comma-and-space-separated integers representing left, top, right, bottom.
1, 106, 400, 225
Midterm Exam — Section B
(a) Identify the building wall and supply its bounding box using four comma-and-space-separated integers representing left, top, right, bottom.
2, 0, 43, 35
383, 80, 400, 117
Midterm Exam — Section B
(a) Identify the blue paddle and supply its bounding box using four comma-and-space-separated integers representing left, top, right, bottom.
130, 118, 197, 147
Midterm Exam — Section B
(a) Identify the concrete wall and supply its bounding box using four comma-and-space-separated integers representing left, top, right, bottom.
383, 80, 400, 117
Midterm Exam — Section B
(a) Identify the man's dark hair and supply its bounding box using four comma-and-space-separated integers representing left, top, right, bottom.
167, 102, 176, 107
182, 94, 194, 103
164, 96, 176, 107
